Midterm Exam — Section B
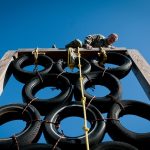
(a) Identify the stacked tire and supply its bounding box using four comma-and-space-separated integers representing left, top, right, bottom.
1, 50, 148, 149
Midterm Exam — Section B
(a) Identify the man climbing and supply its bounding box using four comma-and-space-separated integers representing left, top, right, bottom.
65, 33, 118, 49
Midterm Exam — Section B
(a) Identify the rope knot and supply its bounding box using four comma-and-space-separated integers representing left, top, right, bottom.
98, 47, 107, 66
83, 126, 89, 132
81, 97, 86, 103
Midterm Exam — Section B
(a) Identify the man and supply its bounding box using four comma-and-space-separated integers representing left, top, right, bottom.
65, 33, 118, 49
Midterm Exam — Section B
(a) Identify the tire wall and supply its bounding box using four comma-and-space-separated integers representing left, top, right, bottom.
1, 50, 147, 149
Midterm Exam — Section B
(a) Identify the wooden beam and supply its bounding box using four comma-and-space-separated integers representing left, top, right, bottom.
128, 50, 150, 100
17, 47, 127, 60
0, 50, 16, 95
17, 47, 127, 53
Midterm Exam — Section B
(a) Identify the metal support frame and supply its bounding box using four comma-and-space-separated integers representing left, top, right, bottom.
0, 48, 149, 99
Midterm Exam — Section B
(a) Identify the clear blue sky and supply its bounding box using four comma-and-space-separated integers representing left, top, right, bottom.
0, 0, 150, 146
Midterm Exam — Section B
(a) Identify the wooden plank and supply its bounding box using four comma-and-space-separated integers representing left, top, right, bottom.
0, 50, 16, 95
18, 47, 127, 52
128, 50, 150, 100
17, 47, 127, 60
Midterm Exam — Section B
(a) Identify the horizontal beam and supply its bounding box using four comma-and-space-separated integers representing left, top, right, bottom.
18, 47, 127, 52
17, 47, 127, 60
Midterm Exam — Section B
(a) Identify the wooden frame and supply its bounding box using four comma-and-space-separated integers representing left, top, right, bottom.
0, 48, 149, 99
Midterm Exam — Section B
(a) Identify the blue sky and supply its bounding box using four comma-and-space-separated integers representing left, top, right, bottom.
0, 0, 150, 147
0, 0, 150, 63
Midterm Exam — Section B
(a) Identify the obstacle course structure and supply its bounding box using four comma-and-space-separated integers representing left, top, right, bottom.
0, 47, 150, 149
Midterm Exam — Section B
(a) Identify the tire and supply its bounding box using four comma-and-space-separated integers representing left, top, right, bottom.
107, 100, 150, 149
22, 74, 73, 115
43, 101, 106, 149
20, 143, 61, 150
0, 104, 41, 150
92, 141, 138, 150
55, 57, 91, 84
91, 52, 132, 79
74, 71, 122, 112
12, 54, 54, 83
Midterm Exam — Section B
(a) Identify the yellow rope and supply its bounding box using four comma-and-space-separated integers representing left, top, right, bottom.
97, 47, 107, 66
32, 47, 45, 65
67, 47, 75, 69
77, 47, 90, 150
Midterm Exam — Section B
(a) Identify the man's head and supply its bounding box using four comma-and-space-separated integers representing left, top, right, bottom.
107, 33, 118, 45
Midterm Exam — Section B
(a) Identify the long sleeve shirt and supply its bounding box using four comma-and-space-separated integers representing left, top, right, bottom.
83, 34, 110, 48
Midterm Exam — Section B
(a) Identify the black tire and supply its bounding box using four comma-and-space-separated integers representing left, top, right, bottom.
20, 143, 61, 150
22, 74, 73, 115
0, 104, 41, 150
107, 100, 150, 149
74, 71, 122, 112
12, 54, 54, 83
43, 101, 106, 149
55, 57, 91, 84
91, 52, 132, 79
92, 141, 138, 150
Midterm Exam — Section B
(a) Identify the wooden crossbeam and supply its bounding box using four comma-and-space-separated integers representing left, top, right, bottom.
17, 47, 127, 61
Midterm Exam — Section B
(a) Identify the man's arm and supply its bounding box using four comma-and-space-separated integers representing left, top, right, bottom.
83, 34, 105, 49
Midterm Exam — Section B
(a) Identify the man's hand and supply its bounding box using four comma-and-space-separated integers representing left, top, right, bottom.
109, 45, 116, 49
84, 44, 93, 50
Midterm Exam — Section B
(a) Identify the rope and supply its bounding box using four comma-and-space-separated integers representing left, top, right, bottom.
52, 130, 64, 150
27, 119, 60, 128
102, 68, 107, 77
44, 120, 60, 128
57, 70, 65, 78
12, 135, 19, 150
27, 119, 41, 124
35, 70, 44, 83
32, 47, 45, 71
22, 98, 38, 115
97, 47, 107, 66
86, 96, 96, 109
67, 47, 77, 69
91, 118, 119, 124
77, 47, 90, 150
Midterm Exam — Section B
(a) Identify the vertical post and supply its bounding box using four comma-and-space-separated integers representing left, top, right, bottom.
128, 50, 150, 100
0, 50, 16, 95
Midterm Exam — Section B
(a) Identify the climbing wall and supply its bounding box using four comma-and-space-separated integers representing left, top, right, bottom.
0, 47, 150, 150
